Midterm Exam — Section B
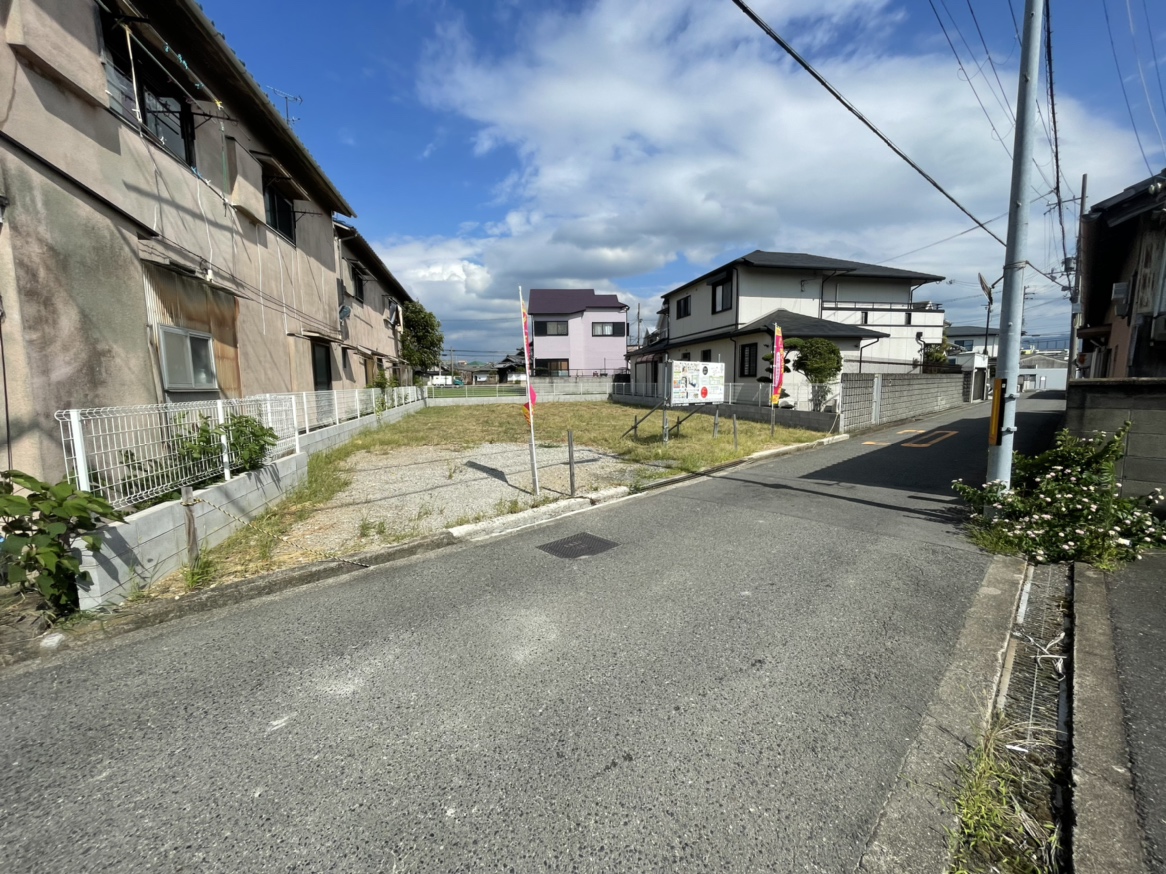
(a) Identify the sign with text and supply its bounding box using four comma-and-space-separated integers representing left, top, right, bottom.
667, 360, 725, 406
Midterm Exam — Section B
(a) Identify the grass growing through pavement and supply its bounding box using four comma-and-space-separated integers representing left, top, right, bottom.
168, 402, 820, 591
949, 719, 1061, 874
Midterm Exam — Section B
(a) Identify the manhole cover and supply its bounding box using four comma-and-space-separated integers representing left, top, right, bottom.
537, 532, 618, 559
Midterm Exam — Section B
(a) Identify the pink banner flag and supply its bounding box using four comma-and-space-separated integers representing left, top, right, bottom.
771, 326, 784, 405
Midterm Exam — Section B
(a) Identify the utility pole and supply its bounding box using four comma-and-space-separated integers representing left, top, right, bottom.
636, 303, 643, 345
1067, 174, 1088, 382
987, 0, 1044, 488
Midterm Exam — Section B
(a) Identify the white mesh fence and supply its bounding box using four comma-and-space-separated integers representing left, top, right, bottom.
57, 387, 424, 510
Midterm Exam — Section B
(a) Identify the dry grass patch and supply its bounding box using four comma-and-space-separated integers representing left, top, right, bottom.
141, 401, 820, 597
355, 402, 821, 473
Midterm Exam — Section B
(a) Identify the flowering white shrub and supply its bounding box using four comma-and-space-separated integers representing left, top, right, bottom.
953, 423, 1164, 567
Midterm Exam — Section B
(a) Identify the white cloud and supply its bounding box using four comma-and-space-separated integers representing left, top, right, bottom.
378, 0, 1147, 352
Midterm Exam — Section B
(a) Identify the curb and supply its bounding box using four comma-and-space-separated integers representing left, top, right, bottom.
1071, 562, 1149, 874
1, 432, 847, 671
858, 554, 1026, 871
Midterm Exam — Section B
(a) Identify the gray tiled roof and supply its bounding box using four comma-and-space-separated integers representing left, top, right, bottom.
736, 308, 888, 339
740, 251, 944, 282
529, 289, 627, 314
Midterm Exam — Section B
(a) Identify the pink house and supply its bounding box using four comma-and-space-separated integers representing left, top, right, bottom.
529, 289, 630, 376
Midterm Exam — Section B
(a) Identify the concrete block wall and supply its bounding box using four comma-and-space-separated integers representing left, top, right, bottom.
78, 401, 422, 609
1065, 378, 1166, 500
839, 373, 968, 432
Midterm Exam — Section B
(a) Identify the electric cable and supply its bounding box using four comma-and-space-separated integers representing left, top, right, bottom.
1103, 0, 1156, 174
1124, 0, 1166, 159
728, 0, 1007, 248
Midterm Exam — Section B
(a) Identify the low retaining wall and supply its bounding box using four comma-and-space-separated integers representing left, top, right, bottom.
78, 403, 421, 609
610, 394, 838, 432
1065, 378, 1166, 500
427, 393, 608, 408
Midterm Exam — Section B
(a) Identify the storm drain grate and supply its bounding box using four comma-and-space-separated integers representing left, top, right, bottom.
537, 532, 618, 559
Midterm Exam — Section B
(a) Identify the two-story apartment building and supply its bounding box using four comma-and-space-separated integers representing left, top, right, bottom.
529, 289, 629, 376
0, 0, 412, 480
628, 251, 945, 391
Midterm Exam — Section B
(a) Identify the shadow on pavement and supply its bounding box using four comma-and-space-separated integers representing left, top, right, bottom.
796, 404, 1065, 497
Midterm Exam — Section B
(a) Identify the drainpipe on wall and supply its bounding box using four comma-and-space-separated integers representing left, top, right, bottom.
856, 337, 879, 374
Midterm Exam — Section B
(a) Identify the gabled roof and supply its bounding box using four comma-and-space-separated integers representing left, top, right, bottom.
142, 1, 355, 217
334, 222, 413, 302
630, 308, 886, 357
1088, 168, 1166, 226
528, 289, 627, 314
663, 250, 943, 298
737, 309, 888, 339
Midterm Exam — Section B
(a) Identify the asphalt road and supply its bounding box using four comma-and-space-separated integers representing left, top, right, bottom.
0, 395, 1064, 873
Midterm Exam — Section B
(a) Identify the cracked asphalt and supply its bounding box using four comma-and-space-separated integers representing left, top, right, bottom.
0, 395, 1063, 873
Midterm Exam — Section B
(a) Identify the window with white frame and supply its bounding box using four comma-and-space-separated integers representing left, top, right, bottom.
591, 322, 626, 336
159, 327, 218, 391
712, 280, 733, 314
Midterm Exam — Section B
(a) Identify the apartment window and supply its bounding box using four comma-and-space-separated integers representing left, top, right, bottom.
535, 358, 570, 376
740, 342, 758, 378
680, 352, 692, 361
701, 349, 713, 362
264, 173, 297, 243
712, 281, 733, 314
860, 311, 869, 325
592, 322, 626, 337
351, 269, 366, 303
159, 327, 217, 391
675, 296, 692, 319
534, 321, 568, 336
100, 10, 195, 166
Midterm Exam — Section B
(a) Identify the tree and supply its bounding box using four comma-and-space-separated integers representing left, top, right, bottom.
401, 302, 444, 371
786, 337, 843, 411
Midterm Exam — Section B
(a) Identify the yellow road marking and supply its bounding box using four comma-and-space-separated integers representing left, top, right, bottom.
903, 430, 958, 448
898, 429, 927, 434
862, 441, 890, 445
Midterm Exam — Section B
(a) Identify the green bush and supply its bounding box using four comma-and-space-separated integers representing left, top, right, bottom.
223, 414, 278, 472
0, 471, 123, 617
953, 424, 1164, 567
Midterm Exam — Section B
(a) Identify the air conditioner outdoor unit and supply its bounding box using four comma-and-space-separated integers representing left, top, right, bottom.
1151, 313, 1166, 341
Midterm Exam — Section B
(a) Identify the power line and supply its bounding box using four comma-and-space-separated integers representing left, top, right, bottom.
1043, 0, 1070, 271
1103, 0, 1156, 174
729, 0, 1007, 247
964, 0, 1017, 123
1140, 0, 1166, 119
876, 210, 1009, 264
1124, 0, 1166, 159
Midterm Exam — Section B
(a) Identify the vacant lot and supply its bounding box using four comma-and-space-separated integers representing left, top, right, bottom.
162, 402, 821, 591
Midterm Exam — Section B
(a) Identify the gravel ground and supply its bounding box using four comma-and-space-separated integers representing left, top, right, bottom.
281, 442, 645, 558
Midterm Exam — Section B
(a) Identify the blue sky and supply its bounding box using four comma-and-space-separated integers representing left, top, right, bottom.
200, 0, 1166, 360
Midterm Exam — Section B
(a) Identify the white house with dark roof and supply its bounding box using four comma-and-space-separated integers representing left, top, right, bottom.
528, 289, 629, 376
627, 251, 946, 397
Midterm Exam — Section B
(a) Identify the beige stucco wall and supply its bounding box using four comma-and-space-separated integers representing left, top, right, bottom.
0, 0, 407, 479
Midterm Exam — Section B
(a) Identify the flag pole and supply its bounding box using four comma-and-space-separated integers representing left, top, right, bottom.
519, 286, 540, 496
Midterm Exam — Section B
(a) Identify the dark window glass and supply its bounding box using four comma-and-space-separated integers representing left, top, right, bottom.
701, 349, 712, 362
536, 321, 568, 336
264, 176, 297, 242
712, 282, 733, 314
740, 343, 758, 378
676, 296, 691, 319
352, 269, 365, 303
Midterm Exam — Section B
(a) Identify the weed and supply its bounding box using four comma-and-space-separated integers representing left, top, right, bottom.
496, 497, 525, 515
413, 504, 434, 521
375, 520, 387, 537
184, 556, 217, 592
949, 720, 1061, 873
51, 609, 99, 631
357, 516, 375, 539
450, 511, 489, 527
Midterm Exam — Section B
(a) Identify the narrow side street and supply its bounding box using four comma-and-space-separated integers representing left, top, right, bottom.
0, 396, 1064, 872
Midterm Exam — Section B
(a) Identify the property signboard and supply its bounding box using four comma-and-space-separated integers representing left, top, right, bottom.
667, 360, 725, 405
